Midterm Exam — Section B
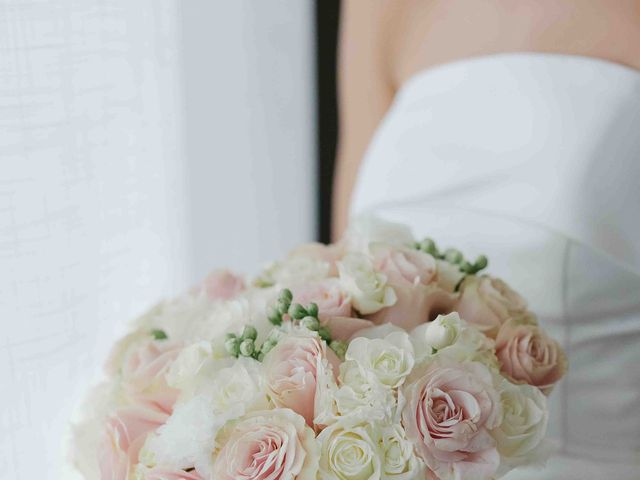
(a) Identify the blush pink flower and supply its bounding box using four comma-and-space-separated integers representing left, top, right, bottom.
263, 331, 339, 427
368, 244, 457, 330
213, 409, 319, 480
402, 357, 502, 480
456, 276, 527, 338
202, 269, 245, 300
120, 338, 183, 413
98, 403, 169, 480
495, 319, 567, 394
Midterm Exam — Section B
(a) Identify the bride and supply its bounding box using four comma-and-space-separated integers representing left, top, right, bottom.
333, 2, 640, 479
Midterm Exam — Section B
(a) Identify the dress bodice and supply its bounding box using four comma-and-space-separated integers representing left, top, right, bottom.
350, 53, 640, 478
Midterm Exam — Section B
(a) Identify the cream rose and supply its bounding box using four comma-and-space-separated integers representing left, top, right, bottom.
342, 215, 415, 253
377, 424, 425, 480
456, 275, 528, 337
495, 319, 567, 394
492, 380, 549, 467
264, 330, 339, 426
338, 253, 397, 315
213, 409, 319, 480
345, 330, 415, 388
412, 313, 498, 368
402, 357, 502, 480
317, 418, 382, 480
135, 466, 203, 480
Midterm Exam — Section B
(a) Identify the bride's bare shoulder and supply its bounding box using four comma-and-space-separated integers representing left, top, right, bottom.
379, 0, 640, 87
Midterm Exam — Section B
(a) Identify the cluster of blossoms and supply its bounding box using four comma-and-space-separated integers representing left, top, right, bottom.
73, 217, 567, 480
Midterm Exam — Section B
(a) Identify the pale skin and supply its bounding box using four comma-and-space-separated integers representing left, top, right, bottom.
332, 0, 640, 240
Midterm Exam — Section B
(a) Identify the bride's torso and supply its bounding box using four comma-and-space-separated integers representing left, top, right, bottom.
350, 53, 640, 478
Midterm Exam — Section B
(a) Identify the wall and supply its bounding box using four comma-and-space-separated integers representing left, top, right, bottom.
0, 1, 315, 478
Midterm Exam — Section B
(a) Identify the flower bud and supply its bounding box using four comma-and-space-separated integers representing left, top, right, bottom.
241, 325, 258, 341
301, 316, 320, 331
225, 337, 240, 357
288, 303, 308, 320
239, 339, 255, 357
424, 316, 459, 350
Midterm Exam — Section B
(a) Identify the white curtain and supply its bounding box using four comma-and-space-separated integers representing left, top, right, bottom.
0, 1, 314, 478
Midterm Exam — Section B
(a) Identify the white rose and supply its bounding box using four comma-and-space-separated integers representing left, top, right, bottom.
412, 313, 498, 368
343, 215, 415, 253
376, 424, 425, 480
318, 418, 382, 480
338, 253, 397, 314
492, 380, 550, 467
266, 256, 331, 286
335, 360, 397, 421
346, 331, 415, 388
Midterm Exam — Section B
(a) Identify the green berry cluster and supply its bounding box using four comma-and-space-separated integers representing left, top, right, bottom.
265, 288, 348, 360
414, 238, 488, 275
224, 325, 275, 361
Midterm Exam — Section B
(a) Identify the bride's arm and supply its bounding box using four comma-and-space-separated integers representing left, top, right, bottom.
332, 0, 396, 241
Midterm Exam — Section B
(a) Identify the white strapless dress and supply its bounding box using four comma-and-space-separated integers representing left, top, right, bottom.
351, 53, 640, 478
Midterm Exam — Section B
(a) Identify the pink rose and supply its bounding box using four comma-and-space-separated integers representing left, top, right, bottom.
456, 276, 527, 338
495, 319, 567, 394
98, 403, 169, 480
213, 409, 319, 480
264, 331, 340, 427
291, 279, 371, 341
202, 269, 245, 300
138, 467, 203, 480
402, 357, 502, 480
120, 338, 183, 413
368, 244, 457, 330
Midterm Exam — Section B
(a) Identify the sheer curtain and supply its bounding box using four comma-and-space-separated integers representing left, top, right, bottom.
0, 1, 314, 478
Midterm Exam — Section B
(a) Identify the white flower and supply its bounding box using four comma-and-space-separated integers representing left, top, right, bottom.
422, 312, 462, 350
376, 423, 425, 479
166, 341, 215, 391
492, 380, 550, 468
346, 331, 415, 388
266, 256, 331, 286
335, 360, 397, 421
412, 312, 498, 368
344, 215, 415, 253
338, 253, 397, 314
317, 417, 382, 480
143, 357, 269, 471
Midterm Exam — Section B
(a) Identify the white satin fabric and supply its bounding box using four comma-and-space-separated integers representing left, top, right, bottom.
351, 54, 640, 478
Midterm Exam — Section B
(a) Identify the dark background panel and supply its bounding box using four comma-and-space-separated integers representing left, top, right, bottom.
315, 0, 341, 243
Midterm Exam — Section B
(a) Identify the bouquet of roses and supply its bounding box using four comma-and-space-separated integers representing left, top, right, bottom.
72, 218, 567, 480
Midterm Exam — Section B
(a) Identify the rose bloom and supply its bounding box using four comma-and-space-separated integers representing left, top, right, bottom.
212, 409, 319, 480
288, 242, 344, 276
456, 275, 528, 338
119, 338, 183, 413
98, 402, 169, 480
137, 466, 203, 480
495, 319, 567, 394
201, 269, 245, 300
368, 244, 458, 331
291, 279, 371, 341
402, 357, 502, 480
263, 330, 340, 427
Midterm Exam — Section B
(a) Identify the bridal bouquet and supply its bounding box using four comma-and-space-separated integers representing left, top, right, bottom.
73, 218, 567, 480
